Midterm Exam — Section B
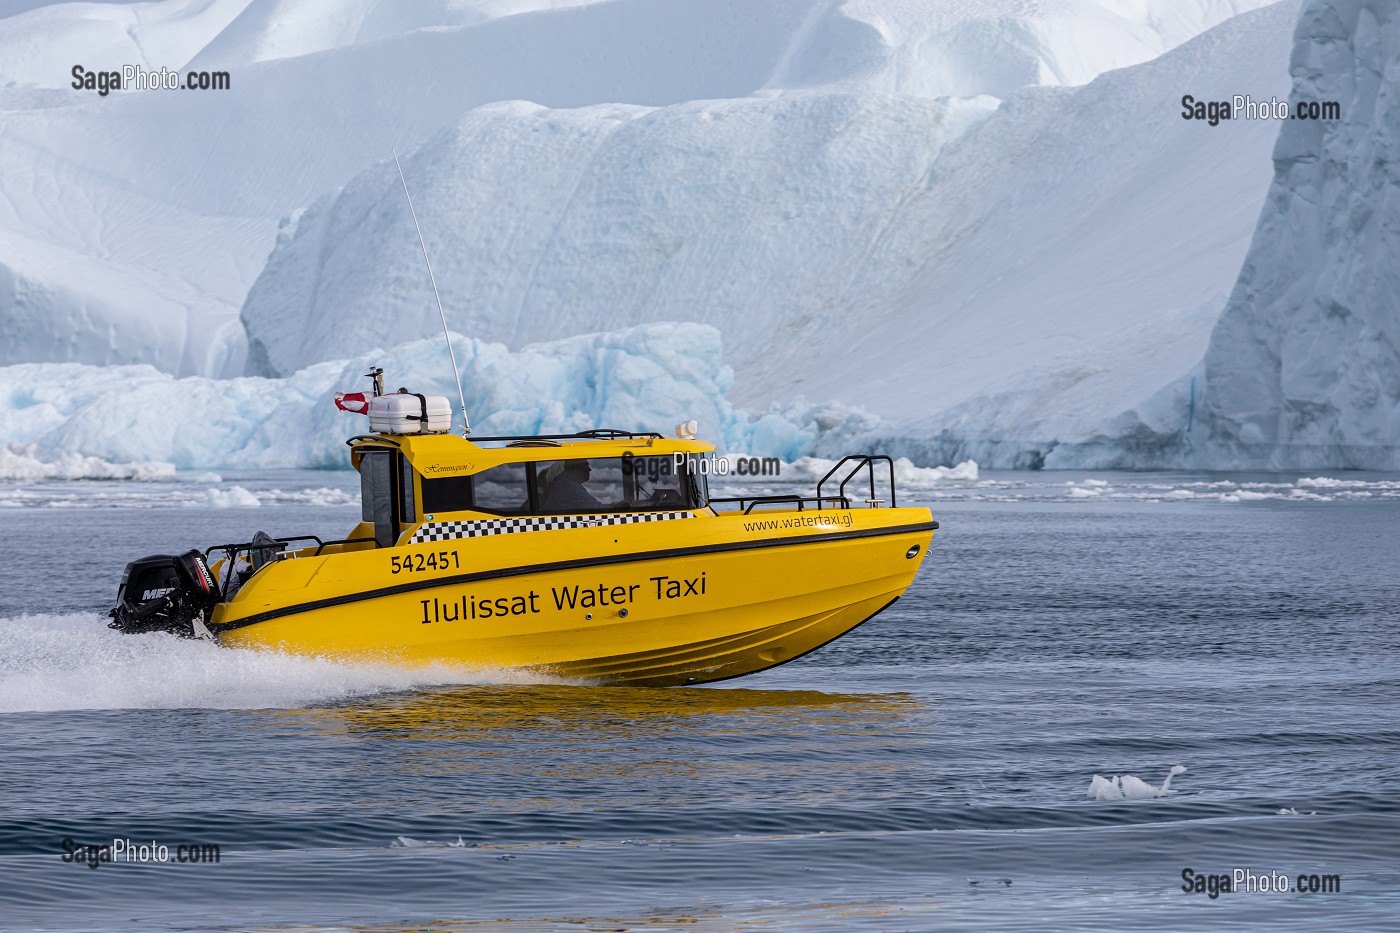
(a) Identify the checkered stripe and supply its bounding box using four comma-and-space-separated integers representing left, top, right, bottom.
409, 511, 694, 543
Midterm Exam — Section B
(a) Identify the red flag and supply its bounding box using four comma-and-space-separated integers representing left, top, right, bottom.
335, 391, 369, 414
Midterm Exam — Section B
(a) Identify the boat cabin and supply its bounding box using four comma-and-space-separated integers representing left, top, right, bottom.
347, 430, 716, 549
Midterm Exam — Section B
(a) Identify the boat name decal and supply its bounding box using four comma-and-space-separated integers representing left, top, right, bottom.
423, 463, 475, 474
409, 511, 693, 543
417, 572, 707, 624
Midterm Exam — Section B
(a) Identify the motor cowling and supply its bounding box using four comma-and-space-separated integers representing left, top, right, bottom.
109, 549, 220, 637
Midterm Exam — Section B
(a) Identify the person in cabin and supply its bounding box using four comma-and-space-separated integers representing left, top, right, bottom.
542, 460, 602, 512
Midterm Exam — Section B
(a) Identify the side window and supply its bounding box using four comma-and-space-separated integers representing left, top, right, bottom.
421, 473, 474, 514
621, 454, 696, 510
399, 454, 416, 524
538, 459, 621, 514
472, 463, 532, 515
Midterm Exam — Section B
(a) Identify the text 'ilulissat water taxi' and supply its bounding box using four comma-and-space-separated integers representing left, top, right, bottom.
110, 372, 937, 686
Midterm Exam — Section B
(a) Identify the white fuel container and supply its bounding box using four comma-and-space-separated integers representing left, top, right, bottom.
368, 392, 453, 435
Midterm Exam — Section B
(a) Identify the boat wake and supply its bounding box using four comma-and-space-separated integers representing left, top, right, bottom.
0, 612, 578, 713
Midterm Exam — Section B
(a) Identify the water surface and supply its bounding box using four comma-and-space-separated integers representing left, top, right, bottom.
1, 469, 1396, 930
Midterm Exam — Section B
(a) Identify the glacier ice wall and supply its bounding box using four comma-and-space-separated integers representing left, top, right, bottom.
1190, 0, 1400, 468
0, 323, 868, 470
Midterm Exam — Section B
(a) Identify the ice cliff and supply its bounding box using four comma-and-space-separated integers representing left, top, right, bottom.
851, 0, 1400, 469
1191, 0, 1400, 469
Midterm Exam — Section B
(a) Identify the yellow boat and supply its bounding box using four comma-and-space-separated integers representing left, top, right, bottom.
109, 387, 936, 686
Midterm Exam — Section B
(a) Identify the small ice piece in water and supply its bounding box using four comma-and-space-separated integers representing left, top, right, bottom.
1088, 765, 1186, 800
201, 485, 261, 508
1087, 774, 1123, 800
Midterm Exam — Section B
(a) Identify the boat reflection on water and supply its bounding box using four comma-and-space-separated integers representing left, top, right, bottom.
254, 685, 932, 798
261, 684, 927, 744
243, 897, 937, 933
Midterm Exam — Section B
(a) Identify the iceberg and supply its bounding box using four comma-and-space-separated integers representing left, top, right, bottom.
0, 323, 879, 470
236, 2, 1301, 471
4, 1, 1391, 471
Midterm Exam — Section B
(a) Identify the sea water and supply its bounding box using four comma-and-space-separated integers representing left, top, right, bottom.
1, 469, 1397, 930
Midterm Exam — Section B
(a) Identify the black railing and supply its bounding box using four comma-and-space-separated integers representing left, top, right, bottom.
709, 454, 897, 515
468, 428, 666, 445
709, 494, 849, 514
205, 534, 376, 600
817, 455, 896, 509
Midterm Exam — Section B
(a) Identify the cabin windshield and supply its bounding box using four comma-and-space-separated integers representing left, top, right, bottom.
416, 452, 707, 517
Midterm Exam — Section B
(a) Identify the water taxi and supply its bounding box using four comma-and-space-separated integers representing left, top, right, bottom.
109, 378, 936, 686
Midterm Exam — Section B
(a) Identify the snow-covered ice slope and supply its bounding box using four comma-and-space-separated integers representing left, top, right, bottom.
765, 0, 1276, 99
1192, 0, 1400, 469
2, 0, 1272, 381
0, 0, 818, 376
0, 0, 254, 88
241, 1, 1300, 471
238, 93, 963, 378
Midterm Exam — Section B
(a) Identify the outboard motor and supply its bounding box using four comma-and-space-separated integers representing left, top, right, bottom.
109, 549, 220, 637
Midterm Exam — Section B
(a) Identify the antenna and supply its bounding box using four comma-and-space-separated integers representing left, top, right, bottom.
392, 147, 470, 436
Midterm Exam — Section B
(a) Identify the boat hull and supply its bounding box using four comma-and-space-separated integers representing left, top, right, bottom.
210, 509, 933, 686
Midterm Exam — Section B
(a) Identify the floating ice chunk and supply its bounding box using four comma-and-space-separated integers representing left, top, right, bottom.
895, 457, 979, 484
1297, 477, 1348, 488
1088, 765, 1186, 800
275, 487, 357, 507
1087, 774, 1123, 800
787, 455, 978, 486
201, 486, 261, 509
